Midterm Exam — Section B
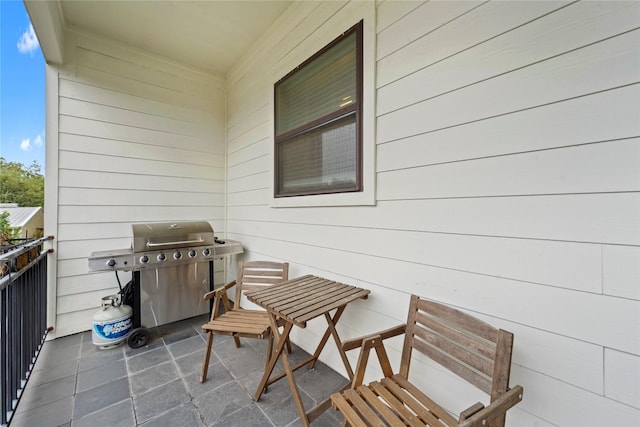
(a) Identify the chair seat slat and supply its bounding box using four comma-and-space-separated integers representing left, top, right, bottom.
386, 376, 457, 426
358, 384, 406, 427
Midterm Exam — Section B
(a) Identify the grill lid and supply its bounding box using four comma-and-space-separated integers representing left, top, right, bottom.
132, 221, 214, 253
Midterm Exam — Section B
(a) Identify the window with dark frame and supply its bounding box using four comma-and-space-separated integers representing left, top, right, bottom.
274, 21, 363, 198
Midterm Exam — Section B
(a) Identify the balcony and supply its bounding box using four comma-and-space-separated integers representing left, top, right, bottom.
9, 314, 348, 426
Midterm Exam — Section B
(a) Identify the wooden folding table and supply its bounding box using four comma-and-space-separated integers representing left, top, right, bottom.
245, 274, 370, 426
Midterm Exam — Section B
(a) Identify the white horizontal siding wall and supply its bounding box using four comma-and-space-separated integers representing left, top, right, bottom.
46, 31, 226, 338
226, 1, 640, 426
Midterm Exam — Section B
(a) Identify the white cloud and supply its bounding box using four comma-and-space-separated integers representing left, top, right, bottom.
17, 23, 39, 55
34, 135, 43, 147
20, 138, 31, 151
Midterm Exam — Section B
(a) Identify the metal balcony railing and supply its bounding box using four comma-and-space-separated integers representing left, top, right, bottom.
0, 236, 54, 426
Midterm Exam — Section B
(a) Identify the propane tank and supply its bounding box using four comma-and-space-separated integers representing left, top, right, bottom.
92, 294, 133, 349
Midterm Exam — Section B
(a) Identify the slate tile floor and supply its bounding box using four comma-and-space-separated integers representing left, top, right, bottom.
11, 314, 347, 426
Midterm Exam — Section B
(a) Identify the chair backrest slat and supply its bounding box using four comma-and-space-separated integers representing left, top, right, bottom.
401, 295, 514, 402
235, 260, 289, 308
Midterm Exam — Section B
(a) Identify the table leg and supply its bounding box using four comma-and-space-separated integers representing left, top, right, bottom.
254, 313, 311, 426
307, 306, 353, 379
253, 315, 293, 401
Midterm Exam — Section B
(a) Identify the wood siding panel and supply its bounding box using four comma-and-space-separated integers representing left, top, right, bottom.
376, 0, 424, 33
59, 133, 219, 168
228, 193, 639, 245
59, 78, 217, 125
378, 30, 639, 143
58, 169, 222, 194
377, 86, 640, 172
377, 1, 568, 87
225, 2, 640, 425
58, 188, 222, 207
603, 245, 640, 300
378, 1, 637, 115
227, 155, 273, 181
239, 234, 640, 355
51, 33, 226, 338
604, 349, 640, 409
378, 139, 640, 200
59, 115, 221, 155
228, 220, 602, 293
377, 1, 482, 60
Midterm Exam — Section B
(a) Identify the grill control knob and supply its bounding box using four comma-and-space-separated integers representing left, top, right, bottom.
140, 255, 149, 263
107, 259, 116, 267
157, 253, 166, 261
188, 250, 196, 258
173, 251, 182, 260
202, 248, 211, 256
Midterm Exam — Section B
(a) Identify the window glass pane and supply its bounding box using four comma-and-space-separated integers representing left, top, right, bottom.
278, 114, 357, 195
276, 32, 357, 135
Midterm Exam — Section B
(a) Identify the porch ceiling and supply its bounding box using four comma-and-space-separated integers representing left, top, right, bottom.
28, 0, 292, 76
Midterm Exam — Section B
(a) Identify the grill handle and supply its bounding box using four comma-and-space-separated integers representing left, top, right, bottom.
146, 238, 205, 247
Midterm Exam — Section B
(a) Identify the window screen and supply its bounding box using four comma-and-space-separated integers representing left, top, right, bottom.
275, 21, 362, 197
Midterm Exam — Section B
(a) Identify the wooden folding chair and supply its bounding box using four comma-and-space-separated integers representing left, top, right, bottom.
200, 260, 289, 382
331, 295, 523, 427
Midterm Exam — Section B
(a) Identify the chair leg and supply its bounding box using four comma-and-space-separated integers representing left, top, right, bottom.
264, 335, 274, 394
286, 336, 292, 354
233, 335, 242, 348
201, 332, 214, 383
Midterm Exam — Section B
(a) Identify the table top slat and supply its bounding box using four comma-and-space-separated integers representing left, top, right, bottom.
270, 281, 349, 314
251, 276, 333, 307
294, 288, 371, 323
246, 275, 370, 327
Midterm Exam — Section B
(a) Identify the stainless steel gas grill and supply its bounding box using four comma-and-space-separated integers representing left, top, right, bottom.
88, 221, 242, 345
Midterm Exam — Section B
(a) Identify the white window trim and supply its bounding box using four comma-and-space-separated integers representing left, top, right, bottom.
269, 12, 376, 208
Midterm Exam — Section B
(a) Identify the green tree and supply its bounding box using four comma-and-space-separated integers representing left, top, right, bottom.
0, 211, 20, 244
0, 157, 44, 207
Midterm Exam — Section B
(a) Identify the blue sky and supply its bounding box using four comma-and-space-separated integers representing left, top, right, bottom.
1, 0, 45, 169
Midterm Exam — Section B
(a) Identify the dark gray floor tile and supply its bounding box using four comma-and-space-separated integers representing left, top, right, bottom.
308, 406, 345, 427
79, 340, 125, 372
210, 404, 272, 427
36, 343, 81, 370
183, 363, 234, 398
78, 347, 126, 372
44, 333, 82, 349
77, 358, 127, 392
167, 334, 206, 359
235, 362, 283, 398
192, 381, 253, 426
73, 376, 130, 419
295, 362, 350, 402
9, 395, 73, 427
28, 358, 78, 387
133, 378, 191, 424
71, 399, 135, 427
254, 377, 315, 427
16, 375, 76, 411
130, 360, 179, 396
127, 346, 171, 374
175, 348, 214, 377
214, 339, 268, 380
158, 317, 200, 345
140, 402, 204, 427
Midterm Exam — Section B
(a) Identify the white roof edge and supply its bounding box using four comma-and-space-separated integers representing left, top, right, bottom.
24, 0, 65, 64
